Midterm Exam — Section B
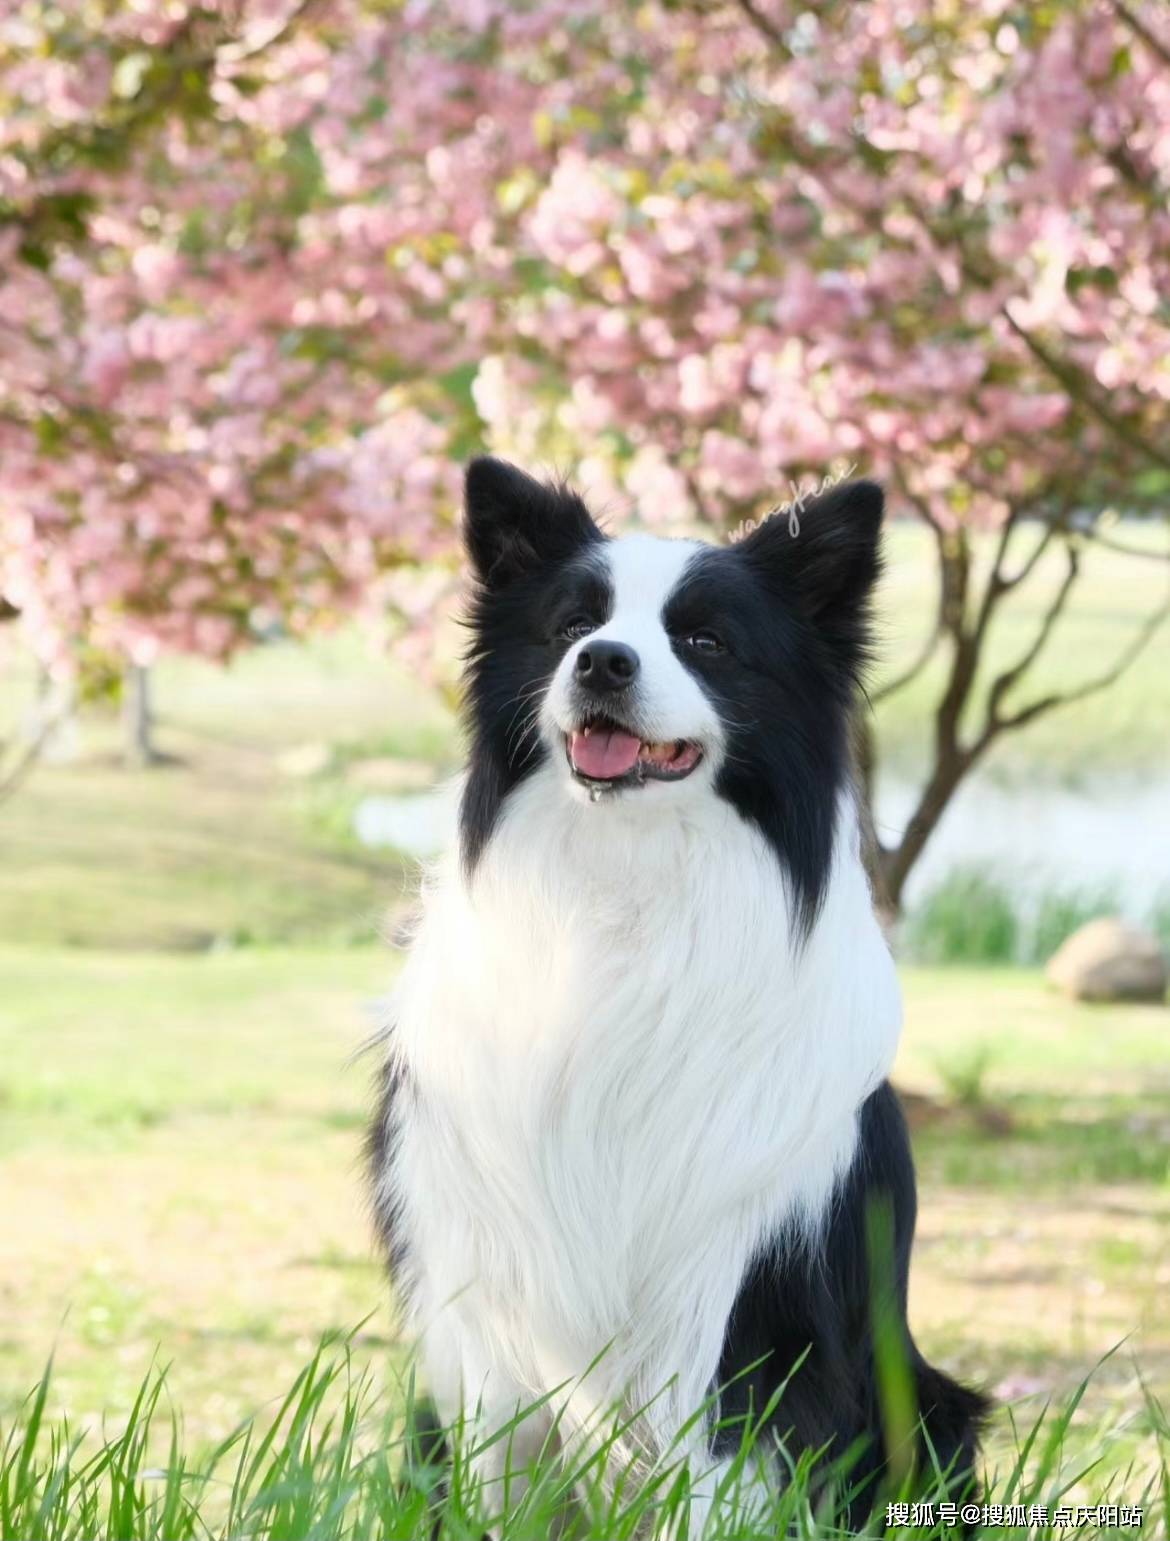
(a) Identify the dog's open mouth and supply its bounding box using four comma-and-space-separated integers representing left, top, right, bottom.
566, 717, 703, 789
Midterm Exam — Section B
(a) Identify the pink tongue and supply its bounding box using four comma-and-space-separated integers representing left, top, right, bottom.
570, 728, 642, 780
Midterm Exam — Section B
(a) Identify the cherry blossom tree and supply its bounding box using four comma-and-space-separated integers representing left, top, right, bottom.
3, 0, 1168, 903
0, 0, 467, 690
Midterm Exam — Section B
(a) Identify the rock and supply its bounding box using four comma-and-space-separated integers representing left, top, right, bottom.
1046, 917, 1168, 1003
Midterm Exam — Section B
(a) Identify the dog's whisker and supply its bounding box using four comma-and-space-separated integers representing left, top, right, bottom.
506, 709, 542, 764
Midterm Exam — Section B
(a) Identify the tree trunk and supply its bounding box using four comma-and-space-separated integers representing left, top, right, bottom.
0, 670, 77, 803
122, 663, 157, 767
875, 750, 977, 916
852, 709, 982, 924
850, 711, 897, 931
28, 668, 78, 764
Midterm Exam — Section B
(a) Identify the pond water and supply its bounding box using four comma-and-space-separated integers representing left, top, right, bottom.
876, 771, 1170, 916
352, 778, 461, 860
354, 769, 1170, 917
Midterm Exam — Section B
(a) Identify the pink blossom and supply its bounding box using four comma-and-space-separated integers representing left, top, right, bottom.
1, 0, 1166, 672
626, 445, 694, 526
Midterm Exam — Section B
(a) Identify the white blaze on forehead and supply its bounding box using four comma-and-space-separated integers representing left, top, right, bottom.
603, 532, 704, 620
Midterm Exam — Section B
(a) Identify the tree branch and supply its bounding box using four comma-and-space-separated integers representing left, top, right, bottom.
1110, 0, 1170, 70
729, 3, 1170, 480
967, 501, 1023, 651
1002, 309, 1170, 475
871, 623, 941, 705
871, 476, 949, 704
982, 539, 1080, 733
988, 591, 1170, 735
1080, 523, 1170, 562
890, 466, 945, 537
0, 708, 66, 805
732, 0, 791, 52
1000, 518, 1058, 590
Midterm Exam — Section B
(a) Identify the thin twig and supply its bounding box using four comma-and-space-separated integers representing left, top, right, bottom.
1000, 518, 1058, 590
1002, 309, 1170, 476
1080, 524, 1170, 562
871, 624, 941, 705
0, 709, 66, 804
890, 466, 945, 537
732, 0, 791, 52
968, 503, 1023, 650
986, 589, 1170, 737
984, 540, 1080, 729
1110, 0, 1170, 70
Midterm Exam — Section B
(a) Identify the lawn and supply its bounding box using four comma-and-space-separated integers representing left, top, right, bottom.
0, 630, 455, 950
1, 527, 1167, 1535
1, 950, 1166, 1536
0, 948, 392, 1437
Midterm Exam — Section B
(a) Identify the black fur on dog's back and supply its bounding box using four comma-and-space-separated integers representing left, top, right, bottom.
713, 1081, 988, 1517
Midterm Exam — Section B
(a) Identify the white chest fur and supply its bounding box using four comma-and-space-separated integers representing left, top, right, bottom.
384, 764, 902, 1451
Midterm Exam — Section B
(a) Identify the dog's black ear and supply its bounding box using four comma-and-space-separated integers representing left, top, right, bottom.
739, 478, 883, 664
464, 457, 601, 587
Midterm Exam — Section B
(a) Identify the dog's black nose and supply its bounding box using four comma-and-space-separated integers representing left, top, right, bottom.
575, 640, 639, 693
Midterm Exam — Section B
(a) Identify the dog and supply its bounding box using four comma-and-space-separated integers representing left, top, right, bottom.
368, 456, 986, 1531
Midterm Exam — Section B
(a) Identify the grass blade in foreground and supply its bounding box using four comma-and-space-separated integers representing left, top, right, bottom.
0, 1342, 1162, 1538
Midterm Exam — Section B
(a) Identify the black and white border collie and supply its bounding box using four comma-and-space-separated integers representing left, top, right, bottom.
369, 456, 985, 1530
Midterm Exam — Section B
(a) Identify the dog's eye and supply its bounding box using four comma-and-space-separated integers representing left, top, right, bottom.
561, 616, 597, 641
686, 630, 725, 655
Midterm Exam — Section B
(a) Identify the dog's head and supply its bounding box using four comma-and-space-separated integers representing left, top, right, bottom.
460, 456, 882, 926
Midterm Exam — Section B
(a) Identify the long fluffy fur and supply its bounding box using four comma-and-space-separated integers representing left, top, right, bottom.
369, 457, 986, 1530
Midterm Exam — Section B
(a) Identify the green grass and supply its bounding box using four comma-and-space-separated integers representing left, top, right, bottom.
903, 868, 1158, 967
906, 868, 1021, 965
0, 629, 455, 950
0, 948, 392, 1433
0, 949, 1166, 1538
1, 528, 1167, 1535
2, 1342, 1164, 1539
